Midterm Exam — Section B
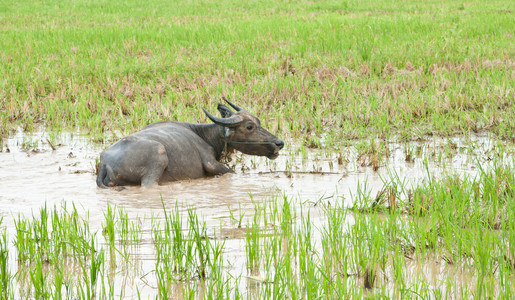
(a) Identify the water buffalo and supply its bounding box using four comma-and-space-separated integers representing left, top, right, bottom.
96, 99, 284, 188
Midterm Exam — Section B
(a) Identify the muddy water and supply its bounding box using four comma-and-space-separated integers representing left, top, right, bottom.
1, 130, 490, 225
0, 129, 502, 297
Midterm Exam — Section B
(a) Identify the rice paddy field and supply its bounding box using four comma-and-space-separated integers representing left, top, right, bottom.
0, 0, 514, 298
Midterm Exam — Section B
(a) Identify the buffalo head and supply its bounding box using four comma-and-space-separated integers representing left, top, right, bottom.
203, 99, 284, 159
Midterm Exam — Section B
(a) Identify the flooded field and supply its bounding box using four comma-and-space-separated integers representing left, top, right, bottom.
1, 0, 513, 297
0, 129, 514, 298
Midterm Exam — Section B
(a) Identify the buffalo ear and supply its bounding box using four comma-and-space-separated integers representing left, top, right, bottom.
223, 126, 235, 138
217, 104, 234, 118
203, 108, 242, 127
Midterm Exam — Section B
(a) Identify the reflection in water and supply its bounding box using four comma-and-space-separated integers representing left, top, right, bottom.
0, 130, 507, 297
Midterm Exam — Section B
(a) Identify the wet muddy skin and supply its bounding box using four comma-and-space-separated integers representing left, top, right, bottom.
0, 130, 506, 297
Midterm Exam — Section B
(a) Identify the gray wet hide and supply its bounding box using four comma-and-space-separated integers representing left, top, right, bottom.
96, 100, 284, 188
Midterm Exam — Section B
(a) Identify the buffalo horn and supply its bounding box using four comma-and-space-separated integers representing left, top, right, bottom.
203, 108, 242, 127
222, 97, 244, 112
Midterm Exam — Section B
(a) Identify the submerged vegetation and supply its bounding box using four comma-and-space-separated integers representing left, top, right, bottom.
0, 0, 514, 144
0, 159, 514, 298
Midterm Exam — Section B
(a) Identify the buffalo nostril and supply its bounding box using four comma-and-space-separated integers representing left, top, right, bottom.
275, 140, 284, 149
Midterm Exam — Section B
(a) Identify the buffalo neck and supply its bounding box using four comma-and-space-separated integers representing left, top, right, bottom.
187, 123, 230, 160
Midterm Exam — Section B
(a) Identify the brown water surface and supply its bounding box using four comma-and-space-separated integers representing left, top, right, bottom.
0, 129, 501, 297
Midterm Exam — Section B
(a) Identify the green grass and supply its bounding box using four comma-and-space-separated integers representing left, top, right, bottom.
1, 0, 514, 145
0, 219, 12, 299
0, 158, 514, 297
1, 0, 515, 298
